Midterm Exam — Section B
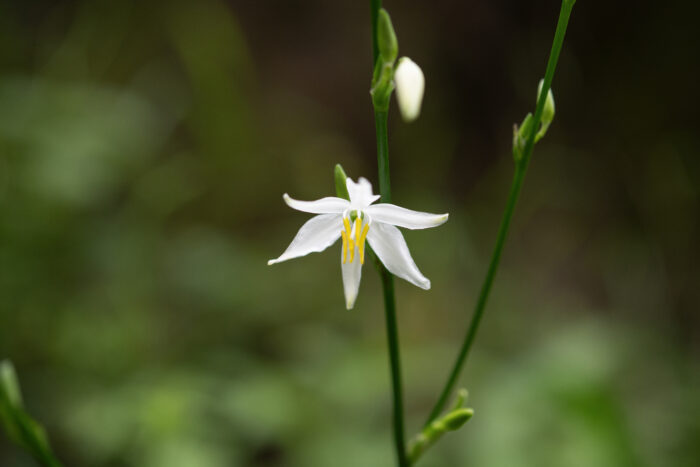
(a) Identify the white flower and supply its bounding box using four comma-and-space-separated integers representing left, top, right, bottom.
394, 57, 425, 122
269, 177, 448, 309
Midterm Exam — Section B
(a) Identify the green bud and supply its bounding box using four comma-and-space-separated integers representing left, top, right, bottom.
408, 405, 474, 463
518, 112, 534, 140
537, 79, 555, 127
334, 164, 350, 200
512, 124, 522, 161
377, 9, 398, 64
443, 408, 474, 430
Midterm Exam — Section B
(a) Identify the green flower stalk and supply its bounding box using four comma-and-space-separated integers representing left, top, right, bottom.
270, 1, 576, 465
426, 0, 577, 428
408, 389, 474, 463
0, 360, 63, 467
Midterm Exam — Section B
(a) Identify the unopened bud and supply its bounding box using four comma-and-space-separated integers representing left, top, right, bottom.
443, 408, 474, 430
537, 79, 555, 127
377, 9, 398, 64
518, 112, 534, 140
394, 57, 425, 122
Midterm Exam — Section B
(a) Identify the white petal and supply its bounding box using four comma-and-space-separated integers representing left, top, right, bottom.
341, 249, 363, 310
346, 177, 380, 208
283, 193, 349, 214
268, 214, 341, 265
366, 204, 448, 230
367, 222, 430, 289
394, 57, 425, 122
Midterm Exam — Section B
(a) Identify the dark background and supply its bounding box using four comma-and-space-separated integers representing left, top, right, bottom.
1, 0, 698, 466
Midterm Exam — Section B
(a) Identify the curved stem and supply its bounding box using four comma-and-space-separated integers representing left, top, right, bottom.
374, 108, 408, 466
425, 0, 576, 426
425, 165, 525, 424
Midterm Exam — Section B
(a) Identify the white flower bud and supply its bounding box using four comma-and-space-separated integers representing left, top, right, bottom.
394, 57, 425, 122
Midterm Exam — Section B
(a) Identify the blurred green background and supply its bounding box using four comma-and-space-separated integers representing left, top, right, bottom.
1, 0, 699, 466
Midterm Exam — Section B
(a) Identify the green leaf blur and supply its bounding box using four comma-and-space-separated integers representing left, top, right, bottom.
0, 0, 698, 466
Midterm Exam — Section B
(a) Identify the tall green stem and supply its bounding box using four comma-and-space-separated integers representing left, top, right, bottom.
425, 0, 576, 425
381, 266, 407, 467
371, 2, 407, 464
374, 108, 408, 467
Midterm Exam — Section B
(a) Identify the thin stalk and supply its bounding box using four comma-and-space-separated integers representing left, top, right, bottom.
374, 108, 408, 467
370, 1, 406, 463
375, 110, 392, 203
425, 0, 576, 425
381, 267, 407, 467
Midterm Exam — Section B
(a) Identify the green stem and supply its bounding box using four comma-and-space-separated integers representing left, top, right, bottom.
369, 2, 405, 462
381, 267, 408, 467
374, 108, 408, 467
425, 0, 576, 426
375, 110, 392, 203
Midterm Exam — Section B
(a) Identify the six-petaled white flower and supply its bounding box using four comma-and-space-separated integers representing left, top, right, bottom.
268, 177, 448, 309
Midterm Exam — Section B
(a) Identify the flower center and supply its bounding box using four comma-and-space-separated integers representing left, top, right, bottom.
341, 214, 370, 265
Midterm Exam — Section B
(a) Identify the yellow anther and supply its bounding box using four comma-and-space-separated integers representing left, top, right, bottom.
342, 216, 356, 263
341, 230, 348, 264
360, 222, 369, 243
353, 218, 362, 263
358, 223, 370, 264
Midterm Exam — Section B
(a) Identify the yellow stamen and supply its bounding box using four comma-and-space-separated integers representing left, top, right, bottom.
341, 230, 348, 263
343, 216, 355, 263
350, 218, 362, 263
358, 223, 370, 264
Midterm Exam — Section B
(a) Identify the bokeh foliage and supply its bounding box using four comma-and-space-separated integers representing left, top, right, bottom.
1, 0, 699, 466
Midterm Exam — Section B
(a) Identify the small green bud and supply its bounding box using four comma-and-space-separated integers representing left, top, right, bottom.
377, 9, 398, 64
408, 404, 474, 463
334, 164, 350, 200
537, 79, 555, 127
518, 112, 534, 140
512, 123, 522, 161
443, 408, 474, 430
